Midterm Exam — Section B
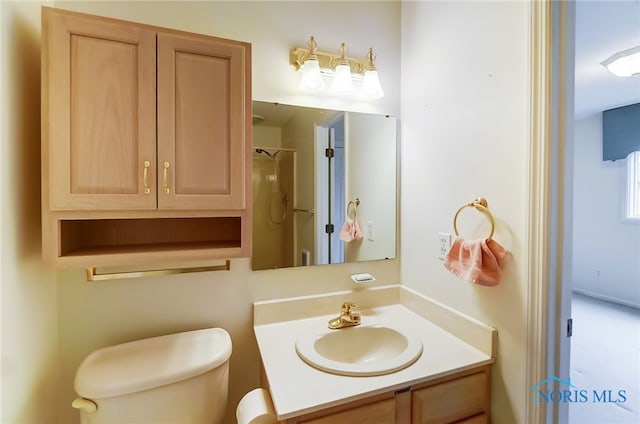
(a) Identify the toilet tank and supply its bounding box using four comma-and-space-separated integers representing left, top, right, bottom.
73, 328, 232, 424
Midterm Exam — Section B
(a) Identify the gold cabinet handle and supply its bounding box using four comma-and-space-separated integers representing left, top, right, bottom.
163, 161, 170, 194
143, 161, 151, 195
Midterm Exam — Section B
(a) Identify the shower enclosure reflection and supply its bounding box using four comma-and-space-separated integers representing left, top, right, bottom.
252, 147, 296, 270
251, 101, 397, 271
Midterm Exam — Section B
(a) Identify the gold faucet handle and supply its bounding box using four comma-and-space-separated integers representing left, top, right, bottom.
341, 302, 357, 314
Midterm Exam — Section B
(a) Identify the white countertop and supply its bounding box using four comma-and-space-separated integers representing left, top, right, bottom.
253, 285, 497, 420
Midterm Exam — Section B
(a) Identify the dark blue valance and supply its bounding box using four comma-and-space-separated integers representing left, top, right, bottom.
603, 103, 640, 161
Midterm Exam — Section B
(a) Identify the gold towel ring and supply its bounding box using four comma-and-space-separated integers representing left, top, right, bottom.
346, 198, 360, 219
453, 197, 495, 240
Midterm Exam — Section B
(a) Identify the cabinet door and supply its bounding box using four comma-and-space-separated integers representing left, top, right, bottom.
157, 32, 249, 210
300, 398, 397, 424
412, 371, 489, 424
44, 8, 157, 210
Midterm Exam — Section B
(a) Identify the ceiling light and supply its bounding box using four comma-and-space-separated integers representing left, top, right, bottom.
602, 45, 640, 77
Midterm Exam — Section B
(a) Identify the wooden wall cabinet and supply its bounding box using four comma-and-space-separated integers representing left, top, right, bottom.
41, 7, 252, 269
282, 366, 491, 424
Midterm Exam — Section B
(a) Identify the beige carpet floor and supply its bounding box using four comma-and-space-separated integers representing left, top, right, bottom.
568, 293, 640, 424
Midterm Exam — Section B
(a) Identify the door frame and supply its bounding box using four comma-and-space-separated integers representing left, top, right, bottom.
315, 125, 330, 265
526, 1, 575, 423
314, 114, 346, 265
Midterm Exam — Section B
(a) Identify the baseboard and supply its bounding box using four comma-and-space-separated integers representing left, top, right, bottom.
572, 288, 640, 310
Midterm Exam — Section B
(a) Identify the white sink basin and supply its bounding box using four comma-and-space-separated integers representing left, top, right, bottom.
295, 324, 423, 376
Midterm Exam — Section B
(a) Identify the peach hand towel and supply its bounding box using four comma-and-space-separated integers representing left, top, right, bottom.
444, 237, 509, 286
339, 218, 363, 242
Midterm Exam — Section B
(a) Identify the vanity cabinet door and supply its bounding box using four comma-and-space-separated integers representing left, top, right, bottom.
281, 366, 490, 424
157, 32, 248, 210
411, 370, 490, 424
454, 414, 488, 424
44, 8, 157, 211
299, 398, 397, 424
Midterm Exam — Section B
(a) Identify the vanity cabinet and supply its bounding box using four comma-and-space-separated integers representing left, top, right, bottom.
299, 397, 397, 424
282, 366, 490, 424
410, 367, 490, 423
41, 7, 251, 268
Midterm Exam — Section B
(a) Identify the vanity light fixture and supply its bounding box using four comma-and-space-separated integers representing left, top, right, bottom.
602, 45, 640, 77
330, 43, 355, 95
298, 36, 325, 92
360, 48, 384, 100
290, 36, 384, 99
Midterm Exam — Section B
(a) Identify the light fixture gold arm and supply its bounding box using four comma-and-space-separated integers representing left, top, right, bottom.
308, 36, 318, 56
366, 48, 378, 70
290, 36, 369, 75
334, 43, 349, 68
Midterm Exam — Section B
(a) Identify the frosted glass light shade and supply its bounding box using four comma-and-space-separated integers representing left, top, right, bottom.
330, 64, 354, 95
299, 58, 325, 92
360, 69, 384, 99
602, 46, 640, 77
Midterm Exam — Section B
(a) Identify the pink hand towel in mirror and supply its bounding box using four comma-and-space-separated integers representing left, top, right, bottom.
339, 218, 363, 242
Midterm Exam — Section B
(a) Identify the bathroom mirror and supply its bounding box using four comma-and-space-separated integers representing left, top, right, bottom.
251, 101, 397, 270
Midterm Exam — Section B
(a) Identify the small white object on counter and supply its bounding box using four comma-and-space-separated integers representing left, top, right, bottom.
350, 273, 376, 283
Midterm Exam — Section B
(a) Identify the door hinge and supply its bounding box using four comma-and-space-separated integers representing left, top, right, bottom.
567, 318, 573, 337
325, 223, 334, 234
325, 148, 334, 158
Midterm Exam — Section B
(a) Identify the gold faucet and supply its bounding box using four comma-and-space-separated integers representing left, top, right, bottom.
328, 302, 362, 329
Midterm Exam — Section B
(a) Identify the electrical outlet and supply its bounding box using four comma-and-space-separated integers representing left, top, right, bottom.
367, 221, 375, 241
438, 233, 451, 260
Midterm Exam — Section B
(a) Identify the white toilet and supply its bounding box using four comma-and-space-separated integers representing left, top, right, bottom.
72, 328, 232, 424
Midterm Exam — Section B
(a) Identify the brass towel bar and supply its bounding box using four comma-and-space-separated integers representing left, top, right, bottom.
453, 198, 495, 240
86, 260, 231, 282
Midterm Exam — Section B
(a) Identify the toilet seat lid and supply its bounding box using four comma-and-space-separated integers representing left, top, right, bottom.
75, 328, 232, 399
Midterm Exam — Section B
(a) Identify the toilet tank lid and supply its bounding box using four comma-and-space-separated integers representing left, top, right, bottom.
74, 328, 232, 399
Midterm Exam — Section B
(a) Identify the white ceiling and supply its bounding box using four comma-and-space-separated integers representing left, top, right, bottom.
575, 0, 640, 119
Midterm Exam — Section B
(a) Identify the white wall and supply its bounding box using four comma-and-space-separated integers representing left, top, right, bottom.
0, 1, 59, 422
572, 114, 640, 307
401, 1, 530, 422
0, 1, 401, 422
